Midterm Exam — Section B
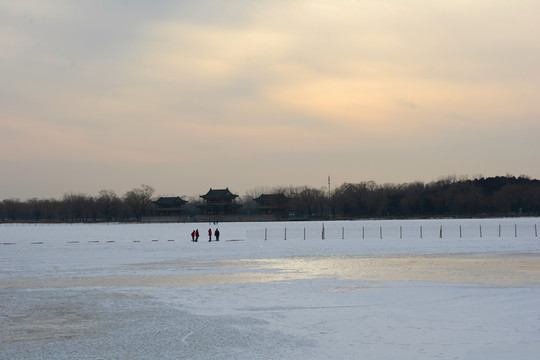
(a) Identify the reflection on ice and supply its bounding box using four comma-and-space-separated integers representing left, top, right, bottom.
2, 255, 539, 289
241, 255, 540, 286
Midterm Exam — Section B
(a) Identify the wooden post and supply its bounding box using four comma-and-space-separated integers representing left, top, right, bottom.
322, 223, 325, 240
479, 225, 482, 238
459, 225, 462, 238
362, 226, 365, 239
265, 228, 267, 241
439, 225, 443, 239
284, 228, 287, 240
420, 226, 423, 239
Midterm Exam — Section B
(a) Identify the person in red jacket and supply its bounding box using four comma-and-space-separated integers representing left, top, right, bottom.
208, 228, 212, 242
191, 230, 195, 242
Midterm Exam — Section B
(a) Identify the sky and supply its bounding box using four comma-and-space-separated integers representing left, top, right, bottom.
1, 0, 539, 200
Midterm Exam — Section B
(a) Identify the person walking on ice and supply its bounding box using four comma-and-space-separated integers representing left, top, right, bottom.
208, 228, 212, 242
195, 229, 199, 242
215, 228, 220, 241
191, 230, 195, 242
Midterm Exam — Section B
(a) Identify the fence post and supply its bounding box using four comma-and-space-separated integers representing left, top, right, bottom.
439, 225, 443, 239
284, 227, 287, 240
480, 225, 482, 238
420, 226, 423, 239
265, 228, 267, 241
362, 226, 365, 239
459, 225, 462, 238
322, 223, 325, 240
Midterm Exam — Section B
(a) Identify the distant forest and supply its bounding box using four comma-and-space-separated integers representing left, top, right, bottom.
1, 175, 539, 222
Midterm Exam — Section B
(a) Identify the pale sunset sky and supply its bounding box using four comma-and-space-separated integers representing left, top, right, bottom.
1, 0, 539, 199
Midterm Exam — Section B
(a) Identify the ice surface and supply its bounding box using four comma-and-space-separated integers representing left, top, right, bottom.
1, 218, 539, 359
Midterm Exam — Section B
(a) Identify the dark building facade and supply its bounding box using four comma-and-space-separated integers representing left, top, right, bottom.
253, 193, 289, 216
198, 188, 242, 215
153, 196, 187, 216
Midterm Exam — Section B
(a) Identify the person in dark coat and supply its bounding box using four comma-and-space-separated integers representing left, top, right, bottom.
195, 229, 199, 242
208, 228, 212, 242
215, 228, 220, 241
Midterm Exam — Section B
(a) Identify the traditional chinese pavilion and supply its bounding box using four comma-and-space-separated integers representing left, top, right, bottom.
198, 188, 242, 215
253, 193, 289, 216
153, 196, 187, 216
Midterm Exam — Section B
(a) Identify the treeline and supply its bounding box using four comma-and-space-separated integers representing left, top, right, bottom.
262, 175, 540, 219
0, 186, 156, 223
1, 176, 539, 222
330, 176, 540, 218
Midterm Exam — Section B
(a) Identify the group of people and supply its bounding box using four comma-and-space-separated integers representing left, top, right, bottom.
191, 228, 220, 242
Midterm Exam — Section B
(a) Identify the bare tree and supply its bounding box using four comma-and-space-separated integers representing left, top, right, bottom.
2, 199, 22, 221
41, 199, 62, 222
123, 185, 155, 221
97, 190, 120, 222
63, 193, 90, 221
27, 198, 43, 221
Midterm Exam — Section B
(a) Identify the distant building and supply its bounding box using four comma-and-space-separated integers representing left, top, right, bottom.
254, 193, 289, 216
198, 188, 242, 215
153, 196, 187, 216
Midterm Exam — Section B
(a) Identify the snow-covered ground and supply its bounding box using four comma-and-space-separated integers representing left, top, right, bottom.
1, 218, 539, 359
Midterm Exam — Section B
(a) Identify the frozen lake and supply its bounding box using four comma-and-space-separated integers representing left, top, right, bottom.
1, 218, 540, 359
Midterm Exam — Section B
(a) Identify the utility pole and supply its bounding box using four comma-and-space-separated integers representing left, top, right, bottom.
328, 176, 331, 197
327, 176, 331, 218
